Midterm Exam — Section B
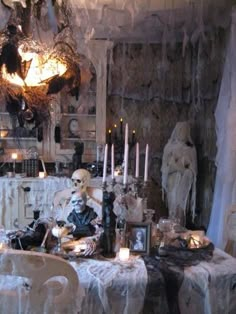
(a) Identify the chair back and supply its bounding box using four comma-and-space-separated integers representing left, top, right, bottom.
0, 249, 79, 314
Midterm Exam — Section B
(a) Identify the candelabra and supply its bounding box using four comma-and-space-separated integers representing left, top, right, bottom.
107, 121, 136, 166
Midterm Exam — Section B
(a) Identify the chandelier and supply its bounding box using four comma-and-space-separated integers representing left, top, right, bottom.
0, 24, 80, 129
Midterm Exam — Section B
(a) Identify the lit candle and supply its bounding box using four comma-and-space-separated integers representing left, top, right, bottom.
123, 144, 129, 185
144, 144, 149, 182
114, 124, 118, 141
119, 248, 130, 261
132, 130, 136, 144
120, 118, 123, 137
74, 243, 87, 253
111, 144, 115, 179
124, 123, 129, 147
135, 142, 139, 178
12, 153, 17, 175
189, 235, 201, 248
11, 153, 17, 160
39, 172, 45, 179
102, 144, 108, 183
108, 129, 112, 144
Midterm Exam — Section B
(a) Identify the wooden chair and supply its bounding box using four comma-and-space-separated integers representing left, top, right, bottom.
0, 249, 80, 314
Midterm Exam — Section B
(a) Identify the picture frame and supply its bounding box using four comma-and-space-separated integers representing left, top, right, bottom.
126, 222, 151, 255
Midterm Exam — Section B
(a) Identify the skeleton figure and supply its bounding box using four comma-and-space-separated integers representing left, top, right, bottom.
53, 168, 102, 217
161, 121, 197, 224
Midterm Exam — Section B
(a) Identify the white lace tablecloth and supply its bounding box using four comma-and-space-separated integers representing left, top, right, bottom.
178, 249, 236, 314
70, 256, 148, 314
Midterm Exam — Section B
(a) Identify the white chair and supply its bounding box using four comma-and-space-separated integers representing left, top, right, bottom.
0, 249, 80, 314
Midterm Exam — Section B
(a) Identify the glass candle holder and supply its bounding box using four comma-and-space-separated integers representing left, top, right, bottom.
119, 248, 130, 261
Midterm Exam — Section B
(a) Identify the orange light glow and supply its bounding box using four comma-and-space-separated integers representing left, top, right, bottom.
0, 130, 8, 138
2, 46, 67, 87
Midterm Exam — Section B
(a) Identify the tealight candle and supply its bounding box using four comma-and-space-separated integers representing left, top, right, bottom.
119, 248, 130, 261
189, 234, 201, 248
11, 153, 17, 160
39, 172, 45, 178
74, 243, 87, 252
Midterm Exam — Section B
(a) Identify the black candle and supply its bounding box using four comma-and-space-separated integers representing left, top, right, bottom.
108, 129, 112, 144
120, 118, 123, 138
114, 124, 118, 142
132, 129, 136, 144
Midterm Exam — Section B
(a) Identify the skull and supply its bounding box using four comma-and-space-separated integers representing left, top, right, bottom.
71, 169, 91, 192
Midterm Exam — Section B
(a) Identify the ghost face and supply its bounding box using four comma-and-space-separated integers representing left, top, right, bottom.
71, 193, 87, 213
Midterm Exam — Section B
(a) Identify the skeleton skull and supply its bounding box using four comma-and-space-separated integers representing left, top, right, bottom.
71, 169, 91, 192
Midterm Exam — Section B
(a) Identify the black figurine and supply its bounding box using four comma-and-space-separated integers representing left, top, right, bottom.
101, 191, 116, 257
72, 141, 84, 170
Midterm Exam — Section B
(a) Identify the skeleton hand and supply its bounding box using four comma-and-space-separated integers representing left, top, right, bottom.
79, 237, 97, 256
90, 217, 102, 226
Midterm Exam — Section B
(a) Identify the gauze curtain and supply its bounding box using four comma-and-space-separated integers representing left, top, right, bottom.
207, 8, 236, 249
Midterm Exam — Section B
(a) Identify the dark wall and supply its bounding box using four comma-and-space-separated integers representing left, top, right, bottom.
106, 30, 227, 227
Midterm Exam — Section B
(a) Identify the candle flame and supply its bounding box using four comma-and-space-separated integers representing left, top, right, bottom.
120, 118, 123, 122
132, 130, 135, 134
114, 124, 117, 128
108, 129, 111, 133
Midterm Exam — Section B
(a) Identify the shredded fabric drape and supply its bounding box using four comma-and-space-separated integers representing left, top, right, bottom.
207, 8, 236, 250
161, 121, 197, 223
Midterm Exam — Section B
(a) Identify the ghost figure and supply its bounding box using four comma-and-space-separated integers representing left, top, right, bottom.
161, 121, 197, 225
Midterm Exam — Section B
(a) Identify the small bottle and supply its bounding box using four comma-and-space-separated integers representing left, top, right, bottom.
156, 224, 163, 247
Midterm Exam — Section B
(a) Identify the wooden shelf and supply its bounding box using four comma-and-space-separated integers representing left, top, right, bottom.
63, 137, 96, 141
61, 113, 96, 117
0, 137, 36, 140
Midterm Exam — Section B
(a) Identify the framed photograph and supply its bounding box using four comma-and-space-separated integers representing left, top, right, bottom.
126, 222, 151, 255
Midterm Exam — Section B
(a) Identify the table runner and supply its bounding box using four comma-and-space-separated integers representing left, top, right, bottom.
143, 248, 236, 314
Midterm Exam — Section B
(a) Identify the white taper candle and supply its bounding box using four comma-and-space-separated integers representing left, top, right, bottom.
135, 142, 139, 178
111, 144, 115, 179
125, 123, 129, 147
123, 144, 129, 185
102, 144, 108, 183
144, 144, 149, 182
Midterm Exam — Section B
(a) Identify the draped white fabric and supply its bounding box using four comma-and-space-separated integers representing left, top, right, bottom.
207, 8, 236, 249
71, 256, 147, 314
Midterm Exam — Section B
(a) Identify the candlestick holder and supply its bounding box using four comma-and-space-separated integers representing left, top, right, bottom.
134, 177, 142, 197
122, 183, 128, 194
102, 181, 107, 191
141, 181, 149, 199
112, 178, 116, 189
13, 160, 16, 176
